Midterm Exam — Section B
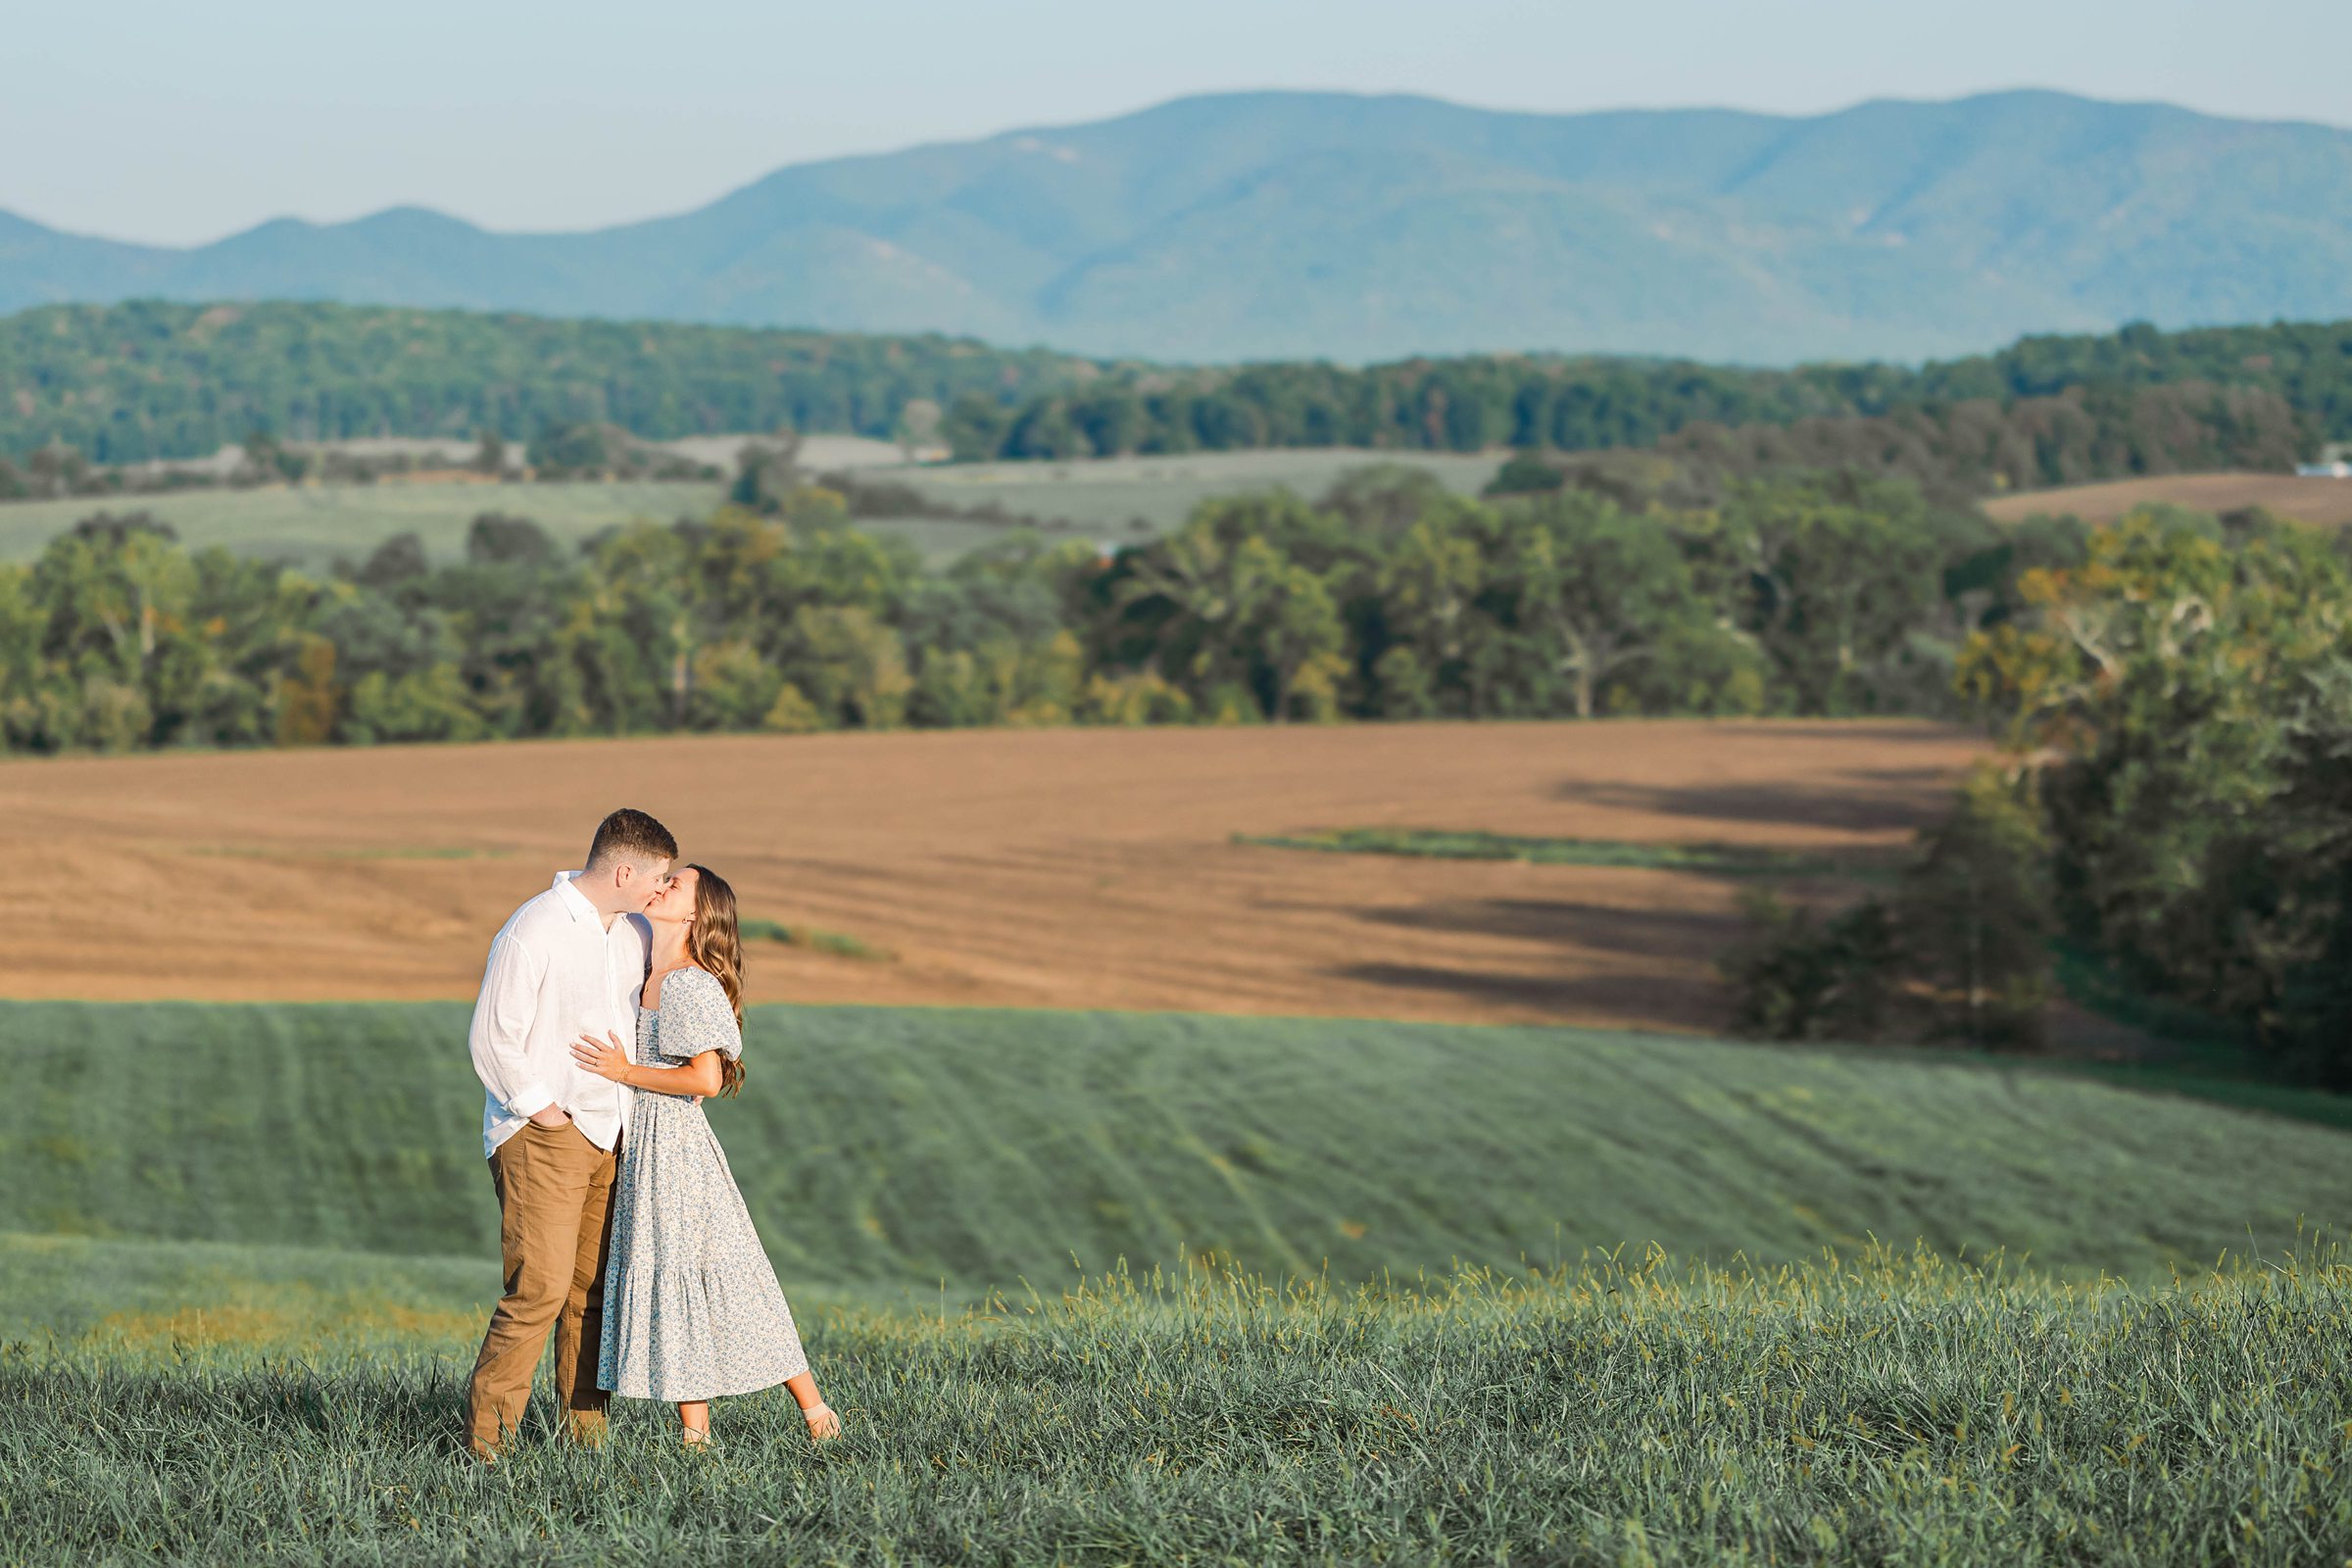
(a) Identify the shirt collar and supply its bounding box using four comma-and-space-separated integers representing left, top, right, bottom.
553, 869, 600, 925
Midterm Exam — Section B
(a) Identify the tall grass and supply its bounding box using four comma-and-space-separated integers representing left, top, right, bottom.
10, 995, 2352, 1561
5, 1243, 2348, 1565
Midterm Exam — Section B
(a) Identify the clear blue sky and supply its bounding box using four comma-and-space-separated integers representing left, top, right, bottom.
10, 0, 2339, 246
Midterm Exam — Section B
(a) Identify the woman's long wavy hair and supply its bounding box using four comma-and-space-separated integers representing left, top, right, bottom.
682, 863, 747, 1098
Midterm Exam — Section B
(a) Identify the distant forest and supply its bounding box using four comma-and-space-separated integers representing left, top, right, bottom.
0, 301, 1098, 466
1, 303, 2347, 502
951, 318, 2352, 499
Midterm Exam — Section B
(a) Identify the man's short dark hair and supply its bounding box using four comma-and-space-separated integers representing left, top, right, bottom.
586, 808, 677, 870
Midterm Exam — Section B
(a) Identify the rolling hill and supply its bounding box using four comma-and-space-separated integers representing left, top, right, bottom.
6, 90, 2352, 364
7, 1001, 2347, 1301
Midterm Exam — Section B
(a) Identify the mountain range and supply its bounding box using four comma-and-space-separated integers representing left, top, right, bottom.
6, 89, 2352, 366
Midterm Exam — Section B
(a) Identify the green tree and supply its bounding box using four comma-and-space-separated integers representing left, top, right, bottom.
24, 514, 213, 748
1898, 764, 2056, 1049
783, 607, 910, 728
1255, 563, 1348, 722
1483, 449, 1565, 497
472, 428, 508, 475
1320, 465, 1456, 541
1507, 492, 1715, 718
565, 523, 694, 732
729, 434, 806, 512
530, 422, 636, 478
1718, 891, 1899, 1043
1375, 511, 1493, 714
687, 640, 785, 731
1957, 509, 2352, 1072
346, 664, 486, 745
275, 634, 340, 746
1712, 473, 1949, 714
1112, 507, 1293, 708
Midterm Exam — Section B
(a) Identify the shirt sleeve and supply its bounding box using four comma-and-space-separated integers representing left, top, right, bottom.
468, 931, 556, 1119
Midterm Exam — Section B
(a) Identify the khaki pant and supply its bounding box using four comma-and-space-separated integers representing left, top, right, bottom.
463, 1118, 618, 1459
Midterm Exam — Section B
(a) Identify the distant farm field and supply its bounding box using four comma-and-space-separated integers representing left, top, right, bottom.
883, 447, 1502, 534
0, 447, 1508, 568
0, 720, 1982, 1030
0, 477, 727, 568
1983, 469, 2352, 527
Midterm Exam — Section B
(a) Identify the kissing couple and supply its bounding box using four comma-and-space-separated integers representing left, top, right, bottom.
458, 807, 841, 1459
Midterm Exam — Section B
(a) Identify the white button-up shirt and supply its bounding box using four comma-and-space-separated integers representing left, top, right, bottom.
467, 870, 652, 1158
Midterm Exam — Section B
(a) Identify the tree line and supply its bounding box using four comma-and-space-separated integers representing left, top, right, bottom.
949, 324, 2345, 500
0, 461, 2053, 756
4, 303, 2347, 496
1722, 504, 2352, 1086
0, 300, 1093, 467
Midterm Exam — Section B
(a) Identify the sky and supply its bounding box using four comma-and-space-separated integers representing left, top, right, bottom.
6, 0, 2339, 247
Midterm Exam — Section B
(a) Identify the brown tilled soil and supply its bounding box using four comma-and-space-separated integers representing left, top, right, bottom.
1, 720, 1985, 1033
1983, 470, 2352, 528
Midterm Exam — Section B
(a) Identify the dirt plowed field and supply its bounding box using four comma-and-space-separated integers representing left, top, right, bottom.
1983, 470, 2352, 528
2, 721, 1982, 1031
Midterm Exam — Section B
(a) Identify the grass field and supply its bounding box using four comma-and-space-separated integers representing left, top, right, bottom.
0, 719, 1985, 1034
13, 454, 2341, 582
879, 448, 1503, 532
10, 987, 2351, 1563
7, 1000, 2347, 1296
0, 478, 729, 568
8, 1243, 2349, 1565
1237, 826, 1864, 878
0, 447, 1508, 570
4, 998, 2350, 1564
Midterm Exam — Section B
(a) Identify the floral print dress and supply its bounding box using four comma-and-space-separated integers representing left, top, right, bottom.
598, 965, 808, 1401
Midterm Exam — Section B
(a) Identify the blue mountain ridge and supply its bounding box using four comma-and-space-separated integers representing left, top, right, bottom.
6, 88, 2350, 365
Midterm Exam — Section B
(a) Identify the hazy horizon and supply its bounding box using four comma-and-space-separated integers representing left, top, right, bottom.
5, 0, 2339, 248
18, 84, 2349, 255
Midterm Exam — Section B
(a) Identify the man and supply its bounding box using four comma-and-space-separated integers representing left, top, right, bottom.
462, 807, 676, 1462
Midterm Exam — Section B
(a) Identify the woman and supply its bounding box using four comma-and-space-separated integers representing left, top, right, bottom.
568, 862, 842, 1448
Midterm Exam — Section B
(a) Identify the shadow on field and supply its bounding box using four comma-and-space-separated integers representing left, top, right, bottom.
1357, 897, 1727, 956
1250, 891, 1737, 1023
1330, 960, 1709, 1021
1699, 722, 1977, 747
1552, 768, 1950, 836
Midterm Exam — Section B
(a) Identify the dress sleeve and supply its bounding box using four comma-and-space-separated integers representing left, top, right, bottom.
664, 966, 744, 1059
